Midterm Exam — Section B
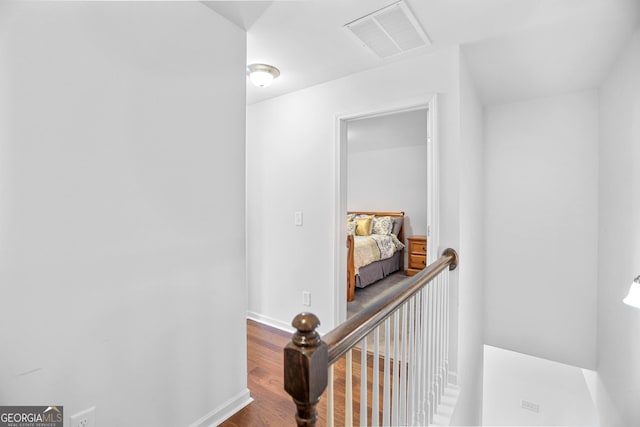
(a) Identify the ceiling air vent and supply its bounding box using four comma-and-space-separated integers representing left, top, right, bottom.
345, 1, 430, 59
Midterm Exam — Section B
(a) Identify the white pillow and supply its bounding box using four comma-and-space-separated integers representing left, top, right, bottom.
372, 216, 393, 235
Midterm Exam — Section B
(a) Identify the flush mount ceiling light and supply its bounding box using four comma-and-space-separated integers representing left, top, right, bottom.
247, 63, 280, 88
623, 275, 640, 309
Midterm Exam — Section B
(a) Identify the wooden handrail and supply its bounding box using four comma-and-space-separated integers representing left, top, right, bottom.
325, 247, 458, 364
283, 248, 458, 427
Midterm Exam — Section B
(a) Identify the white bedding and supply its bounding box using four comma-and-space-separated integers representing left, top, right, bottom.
353, 234, 404, 274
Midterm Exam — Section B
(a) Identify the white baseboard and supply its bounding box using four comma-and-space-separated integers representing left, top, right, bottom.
247, 311, 294, 334
188, 388, 252, 427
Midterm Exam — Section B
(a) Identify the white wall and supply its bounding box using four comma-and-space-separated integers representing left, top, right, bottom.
347, 109, 428, 239
597, 27, 640, 427
0, 3, 249, 426
484, 90, 599, 369
451, 52, 486, 425
482, 345, 598, 426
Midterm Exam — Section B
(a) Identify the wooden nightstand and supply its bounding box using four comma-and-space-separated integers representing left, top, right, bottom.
407, 235, 427, 276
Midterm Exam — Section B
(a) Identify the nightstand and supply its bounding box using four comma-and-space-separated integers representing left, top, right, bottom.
407, 235, 427, 276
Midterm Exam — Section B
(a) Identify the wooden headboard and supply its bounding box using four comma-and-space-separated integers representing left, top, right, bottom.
347, 211, 405, 243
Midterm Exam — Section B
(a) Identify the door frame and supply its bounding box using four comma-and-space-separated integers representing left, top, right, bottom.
333, 94, 440, 325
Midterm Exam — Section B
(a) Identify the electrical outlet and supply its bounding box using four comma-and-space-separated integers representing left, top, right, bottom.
303, 291, 311, 306
70, 406, 96, 427
294, 211, 303, 226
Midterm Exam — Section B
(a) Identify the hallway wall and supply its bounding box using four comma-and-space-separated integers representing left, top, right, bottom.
597, 27, 640, 427
484, 90, 599, 369
0, 3, 248, 426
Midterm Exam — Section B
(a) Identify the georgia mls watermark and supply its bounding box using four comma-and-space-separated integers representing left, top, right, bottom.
0, 406, 63, 427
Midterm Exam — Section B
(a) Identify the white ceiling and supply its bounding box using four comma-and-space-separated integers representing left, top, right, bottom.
204, 0, 640, 106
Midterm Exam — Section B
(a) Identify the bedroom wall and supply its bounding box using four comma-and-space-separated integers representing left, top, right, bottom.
597, 27, 640, 427
0, 2, 248, 426
484, 90, 599, 369
346, 109, 428, 240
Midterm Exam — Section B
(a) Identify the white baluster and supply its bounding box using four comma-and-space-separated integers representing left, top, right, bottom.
421, 286, 429, 425
438, 273, 444, 405
435, 274, 441, 407
440, 273, 447, 401
407, 295, 415, 425
327, 365, 334, 427
372, 327, 380, 427
429, 280, 436, 423
413, 292, 421, 425
346, 350, 353, 426
444, 269, 450, 388
383, 318, 391, 426
392, 310, 400, 426
361, 336, 368, 427
399, 303, 408, 425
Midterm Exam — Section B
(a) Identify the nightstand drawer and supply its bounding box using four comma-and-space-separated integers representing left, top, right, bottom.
409, 240, 427, 255
406, 235, 427, 276
409, 254, 427, 270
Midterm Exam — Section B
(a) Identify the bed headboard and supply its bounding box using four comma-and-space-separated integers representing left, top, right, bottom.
347, 211, 405, 243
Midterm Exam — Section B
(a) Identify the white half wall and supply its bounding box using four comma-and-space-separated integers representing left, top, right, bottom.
484, 90, 599, 369
597, 27, 640, 427
450, 51, 486, 425
482, 345, 598, 426
347, 109, 428, 240
0, 2, 248, 426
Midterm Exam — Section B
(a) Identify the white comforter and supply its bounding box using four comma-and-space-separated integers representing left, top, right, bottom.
353, 234, 404, 274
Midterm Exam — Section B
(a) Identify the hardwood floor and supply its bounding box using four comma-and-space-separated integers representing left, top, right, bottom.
222, 320, 388, 427
221, 320, 295, 427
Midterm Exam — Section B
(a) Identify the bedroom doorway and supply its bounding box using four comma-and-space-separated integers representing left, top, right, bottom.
334, 96, 440, 325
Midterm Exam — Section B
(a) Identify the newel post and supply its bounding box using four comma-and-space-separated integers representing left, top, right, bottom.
284, 313, 328, 427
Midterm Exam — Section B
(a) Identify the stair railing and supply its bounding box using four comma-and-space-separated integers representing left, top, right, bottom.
284, 248, 458, 426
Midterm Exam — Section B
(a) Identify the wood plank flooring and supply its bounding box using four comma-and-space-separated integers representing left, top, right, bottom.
220, 320, 295, 427
221, 320, 387, 427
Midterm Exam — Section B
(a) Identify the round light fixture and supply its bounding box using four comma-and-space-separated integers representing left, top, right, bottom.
247, 63, 280, 88
624, 275, 640, 309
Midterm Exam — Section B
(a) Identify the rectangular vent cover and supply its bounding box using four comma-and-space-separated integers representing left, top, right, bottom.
521, 399, 540, 413
345, 1, 430, 59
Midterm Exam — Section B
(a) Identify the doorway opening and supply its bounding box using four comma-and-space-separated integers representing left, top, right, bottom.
333, 96, 440, 325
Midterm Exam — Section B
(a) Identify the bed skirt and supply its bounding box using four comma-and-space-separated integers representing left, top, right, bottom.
355, 250, 403, 288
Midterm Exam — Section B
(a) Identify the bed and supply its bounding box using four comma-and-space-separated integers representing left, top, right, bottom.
346, 211, 405, 302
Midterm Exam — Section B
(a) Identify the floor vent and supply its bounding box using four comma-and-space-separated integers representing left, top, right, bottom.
345, 0, 430, 59
521, 399, 540, 413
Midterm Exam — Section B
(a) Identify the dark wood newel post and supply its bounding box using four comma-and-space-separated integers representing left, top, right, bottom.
284, 313, 328, 427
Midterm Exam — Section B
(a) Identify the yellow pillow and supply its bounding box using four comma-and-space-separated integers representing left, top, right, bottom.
355, 216, 373, 236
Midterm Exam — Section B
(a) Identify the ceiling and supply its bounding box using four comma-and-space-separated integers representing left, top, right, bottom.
203, 0, 640, 106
